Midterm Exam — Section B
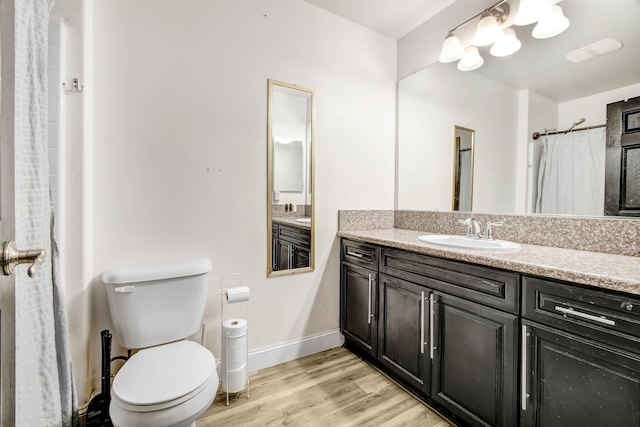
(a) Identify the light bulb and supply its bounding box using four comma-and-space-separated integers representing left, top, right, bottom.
457, 46, 484, 71
532, 5, 570, 39
490, 28, 522, 57
473, 12, 504, 46
514, 0, 552, 26
439, 32, 464, 63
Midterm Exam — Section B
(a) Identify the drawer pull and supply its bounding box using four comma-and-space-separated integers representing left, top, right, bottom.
420, 292, 425, 354
347, 250, 365, 259
429, 296, 435, 359
554, 306, 616, 326
521, 325, 529, 411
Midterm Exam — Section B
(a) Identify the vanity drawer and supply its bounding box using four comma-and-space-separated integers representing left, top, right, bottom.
380, 247, 519, 314
341, 239, 379, 271
278, 224, 311, 249
523, 276, 640, 353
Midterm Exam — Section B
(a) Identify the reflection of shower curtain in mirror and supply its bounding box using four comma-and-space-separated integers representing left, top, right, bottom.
459, 150, 472, 211
536, 128, 606, 215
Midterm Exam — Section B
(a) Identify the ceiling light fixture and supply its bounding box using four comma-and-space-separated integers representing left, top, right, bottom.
438, 31, 465, 63
457, 46, 484, 71
490, 28, 522, 57
438, 0, 570, 72
514, 0, 552, 26
532, 4, 569, 39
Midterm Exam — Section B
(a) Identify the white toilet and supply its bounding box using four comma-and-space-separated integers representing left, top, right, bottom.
102, 258, 218, 427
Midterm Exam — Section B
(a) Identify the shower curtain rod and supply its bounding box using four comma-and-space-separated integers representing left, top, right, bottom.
532, 123, 606, 140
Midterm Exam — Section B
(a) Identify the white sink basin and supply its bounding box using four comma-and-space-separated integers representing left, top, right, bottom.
295, 218, 311, 224
417, 234, 521, 252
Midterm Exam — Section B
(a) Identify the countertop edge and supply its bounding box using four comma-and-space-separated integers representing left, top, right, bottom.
338, 229, 640, 296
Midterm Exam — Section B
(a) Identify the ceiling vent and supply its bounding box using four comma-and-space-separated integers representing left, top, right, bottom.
565, 38, 623, 63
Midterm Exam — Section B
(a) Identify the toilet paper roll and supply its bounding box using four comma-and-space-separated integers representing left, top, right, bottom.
225, 286, 250, 304
222, 318, 247, 338
221, 318, 248, 393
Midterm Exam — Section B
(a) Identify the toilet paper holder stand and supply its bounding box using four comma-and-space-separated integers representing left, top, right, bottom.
220, 273, 250, 406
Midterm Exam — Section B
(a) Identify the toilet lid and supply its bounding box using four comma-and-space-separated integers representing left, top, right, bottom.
112, 340, 216, 406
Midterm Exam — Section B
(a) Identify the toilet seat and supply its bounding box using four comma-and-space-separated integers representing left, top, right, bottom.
112, 340, 216, 412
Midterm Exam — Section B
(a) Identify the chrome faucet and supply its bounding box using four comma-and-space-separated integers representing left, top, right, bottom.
459, 218, 482, 238
485, 222, 503, 240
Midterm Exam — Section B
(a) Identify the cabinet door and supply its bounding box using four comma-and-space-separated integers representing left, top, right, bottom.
432, 292, 518, 427
341, 263, 377, 357
378, 274, 431, 395
292, 246, 310, 269
521, 322, 640, 427
278, 242, 290, 270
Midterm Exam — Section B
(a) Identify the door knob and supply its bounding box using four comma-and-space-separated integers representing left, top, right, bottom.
1, 241, 45, 278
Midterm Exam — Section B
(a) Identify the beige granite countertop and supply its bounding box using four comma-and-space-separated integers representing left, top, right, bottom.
338, 228, 640, 296
272, 217, 311, 230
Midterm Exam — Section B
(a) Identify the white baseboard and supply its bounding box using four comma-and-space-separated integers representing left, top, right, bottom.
247, 329, 344, 372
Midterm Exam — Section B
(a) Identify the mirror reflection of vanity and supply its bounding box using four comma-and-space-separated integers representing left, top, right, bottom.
267, 79, 315, 276
397, 0, 640, 217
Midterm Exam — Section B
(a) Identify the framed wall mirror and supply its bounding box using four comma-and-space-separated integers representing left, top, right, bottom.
452, 126, 474, 211
267, 79, 315, 277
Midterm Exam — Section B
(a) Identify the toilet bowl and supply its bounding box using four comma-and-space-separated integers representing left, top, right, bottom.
109, 341, 218, 427
102, 258, 218, 427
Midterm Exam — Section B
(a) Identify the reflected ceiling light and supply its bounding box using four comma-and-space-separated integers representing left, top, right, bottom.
438, 31, 464, 63
532, 5, 570, 39
490, 28, 522, 57
514, 0, 552, 26
438, 0, 569, 71
473, 11, 504, 46
457, 47, 484, 71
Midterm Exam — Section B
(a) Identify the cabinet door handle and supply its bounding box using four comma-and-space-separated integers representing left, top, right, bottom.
521, 324, 530, 411
347, 250, 364, 259
368, 274, 373, 324
554, 306, 616, 326
420, 291, 426, 354
429, 295, 435, 359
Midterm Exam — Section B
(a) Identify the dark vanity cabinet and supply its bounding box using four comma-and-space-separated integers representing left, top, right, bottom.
272, 222, 311, 271
341, 240, 520, 427
521, 276, 640, 427
340, 238, 640, 427
340, 240, 379, 358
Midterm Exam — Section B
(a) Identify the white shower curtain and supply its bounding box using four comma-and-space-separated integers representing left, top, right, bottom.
536, 127, 606, 216
14, 0, 77, 425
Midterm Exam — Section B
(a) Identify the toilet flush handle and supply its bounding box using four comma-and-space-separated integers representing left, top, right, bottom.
114, 286, 135, 293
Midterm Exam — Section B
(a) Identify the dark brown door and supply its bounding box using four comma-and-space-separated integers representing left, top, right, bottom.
341, 263, 378, 357
521, 322, 640, 427
377, 274, 431, 396
605, 96, 640, 216
431, 292, 519, 427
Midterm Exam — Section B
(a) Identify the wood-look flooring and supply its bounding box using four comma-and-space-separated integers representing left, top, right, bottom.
197, 346, 453, 427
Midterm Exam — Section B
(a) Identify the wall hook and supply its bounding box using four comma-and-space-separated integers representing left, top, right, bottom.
63, 78, 84, 93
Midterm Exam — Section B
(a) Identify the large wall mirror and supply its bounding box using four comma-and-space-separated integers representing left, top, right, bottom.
397, 0, 640, 217
267, 79, 315, 277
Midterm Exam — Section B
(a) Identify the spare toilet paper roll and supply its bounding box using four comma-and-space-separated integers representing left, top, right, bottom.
225, 286, 250, 304
221, 318, 248, 393
222, 318, 247, 338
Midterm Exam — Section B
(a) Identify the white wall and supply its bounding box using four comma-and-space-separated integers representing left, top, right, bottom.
85, 0, 396, 399
397, 62, 519, 213
559, 82, 640, 127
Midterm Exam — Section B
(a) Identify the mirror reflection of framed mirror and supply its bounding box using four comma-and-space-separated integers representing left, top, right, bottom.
452, 126, 474, 211
267, 79, 315, 277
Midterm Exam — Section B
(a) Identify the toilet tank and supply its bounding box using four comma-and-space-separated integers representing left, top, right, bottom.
102, 258, 212, 349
